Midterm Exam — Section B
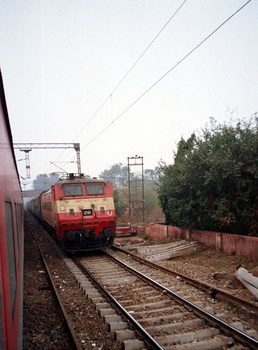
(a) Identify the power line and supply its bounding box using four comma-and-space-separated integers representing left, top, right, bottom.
109, 0, 188, 96
81, 0, 252, 151
71, 0, 188, 141
51, 1, 187, 171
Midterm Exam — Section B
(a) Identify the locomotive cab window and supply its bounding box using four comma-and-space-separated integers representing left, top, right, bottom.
86, 183, 104, 195
63, 184, 83, 197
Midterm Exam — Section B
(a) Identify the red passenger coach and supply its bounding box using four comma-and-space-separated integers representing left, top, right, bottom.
0, 69, 24, 349
30, 173, 116, 252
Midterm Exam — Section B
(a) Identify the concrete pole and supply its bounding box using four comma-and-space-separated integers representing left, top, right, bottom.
235, 266, 258, 300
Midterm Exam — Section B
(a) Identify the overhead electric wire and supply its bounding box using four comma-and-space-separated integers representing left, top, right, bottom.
109, 0, 188, 97
55, 0, 251, 173
50, 0, 187, 173
81, 0, 252, 152
53, 0, 188, 173
71, 0, 188, 141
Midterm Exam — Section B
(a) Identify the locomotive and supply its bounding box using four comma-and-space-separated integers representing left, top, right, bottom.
27, 173, 116, 252
0, 69, 24, 349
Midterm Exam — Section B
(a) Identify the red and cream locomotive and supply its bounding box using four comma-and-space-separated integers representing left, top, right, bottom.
0, 69, 24, 349
27, 173, 116, 252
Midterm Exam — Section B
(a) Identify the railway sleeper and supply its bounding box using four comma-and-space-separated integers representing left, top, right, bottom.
145, 317, 205, 332
165, 336, 235, 350
156, 327, 221, 345
65, 252, 258, 349
132, 305, 188, 318
137, 311, 196, 325
120, 295, 168, 307
122, 299, 171, 311
63, 258, 147, 348
122, 338, 147, 350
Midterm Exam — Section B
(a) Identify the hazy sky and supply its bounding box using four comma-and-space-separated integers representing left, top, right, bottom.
1, 0, 257, 188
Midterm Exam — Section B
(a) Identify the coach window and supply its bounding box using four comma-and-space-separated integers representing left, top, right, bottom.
15, 203, 20, 254
5, 201, 17, 314
63, 184, 83, 197
0, 259, 4, 349
86, 183, 104, 195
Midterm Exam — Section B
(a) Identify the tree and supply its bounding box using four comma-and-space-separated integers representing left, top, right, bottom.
143, 185, 160, 220
99, 163, 128, 188
113, 189, 127, 216
33, 173, 60, 190
158, 116, 258, 235
144, 166, 163, 182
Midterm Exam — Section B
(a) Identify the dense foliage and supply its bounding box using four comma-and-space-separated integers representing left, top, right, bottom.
158, 117, 258, 235
113, 189, 127, 216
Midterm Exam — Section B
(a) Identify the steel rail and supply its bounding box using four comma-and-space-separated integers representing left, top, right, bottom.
112, 245, 258, 314
106, 249, 258, 350
29, 227, 80, 350
71, 256, 164, 350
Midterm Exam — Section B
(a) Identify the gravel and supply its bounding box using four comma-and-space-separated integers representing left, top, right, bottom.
23, 214, 122, 350
23, 216, 258, 348
118, 236, 258, 304
23, 218, 73, 349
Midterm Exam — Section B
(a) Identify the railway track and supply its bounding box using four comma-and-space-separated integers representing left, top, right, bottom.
111, 245, 258, 315
26, 214, 122, 349
26, 213, 258, 349
29, 227, 80, 349
75, 250, 258, 349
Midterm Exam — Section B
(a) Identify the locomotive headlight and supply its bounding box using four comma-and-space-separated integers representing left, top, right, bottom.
66, 231, 76, 240
104, 228, 113, 237
82, 209, 92, 216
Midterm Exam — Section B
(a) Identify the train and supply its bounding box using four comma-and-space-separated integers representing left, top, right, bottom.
115, 222, 137, 236
27, 173, 117, 252
0, 69, 24, 349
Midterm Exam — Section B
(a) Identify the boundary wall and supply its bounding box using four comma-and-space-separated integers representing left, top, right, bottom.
145, 224, 258, 260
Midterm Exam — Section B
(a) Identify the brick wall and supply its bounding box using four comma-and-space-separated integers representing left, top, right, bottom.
146, 224, 258, 259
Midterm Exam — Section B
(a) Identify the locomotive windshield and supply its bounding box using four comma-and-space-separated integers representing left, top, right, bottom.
86, 183, 104, 195
63, 184, 83, 196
